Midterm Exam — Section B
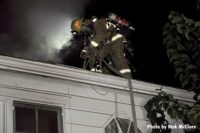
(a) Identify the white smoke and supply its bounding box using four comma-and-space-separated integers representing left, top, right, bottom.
0, 0, 90, 63
28, 7, 73, 50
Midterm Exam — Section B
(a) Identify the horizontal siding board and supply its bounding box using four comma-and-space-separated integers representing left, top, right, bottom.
67, 95, 148, 120
66, 123, 103, 133
68, 95, 116, 114
69, 83, 152, 106
69, 83, 116, 102
0, 70, 68, 94
117, 92, 153, 106
0, 86, 68, 104
65, 105, 148, 128
65, 109, 110, 127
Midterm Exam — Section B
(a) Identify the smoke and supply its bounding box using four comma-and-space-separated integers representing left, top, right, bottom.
0, 0, 90, 63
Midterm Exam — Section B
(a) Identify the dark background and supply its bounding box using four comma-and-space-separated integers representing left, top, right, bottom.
0, 0, 199, 88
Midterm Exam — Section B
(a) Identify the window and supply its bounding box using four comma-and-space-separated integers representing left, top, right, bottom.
13, 102, 63, 133
105, 116, 142, 133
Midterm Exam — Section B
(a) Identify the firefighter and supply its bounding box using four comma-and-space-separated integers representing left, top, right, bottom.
71, 15, 133, 78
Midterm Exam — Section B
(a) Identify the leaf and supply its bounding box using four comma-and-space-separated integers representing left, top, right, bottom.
148, 110, 157, 124
179, 73, 184, 82
167, 94, 174, 101
175, 71, 184, 78
163, 102, 169, 110
158, 91, 166, 96
194, 112, 200, 123
195, 22, 200, 27
186, 64, 197, 70
144, 99, 153, 112
185, 32, 190, 40
187, 110, 196, 119
179, 103, 189, 110
172, 16, 182, 24
177, 111, 184, 119
191, 74, 199, 80
155, 104, 163, 111
174, 61, 185, 68
168, 13, 173, 20
185, 19, 194, 25
187, 109, 199, 124
163, 35, 173, 43
181, 79, 189, 88
167, 108, 177, 119
166, 49, 174, 57
192, 104, 200, 111
193, 51, 200, 59
169, 54, 180, 63
175, 67, 184, 73
177, 24, 183, 34
176, 44, 186, 51
179, 54, 189, 60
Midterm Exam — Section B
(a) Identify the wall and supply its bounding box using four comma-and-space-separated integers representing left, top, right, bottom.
0, 56, 195, 133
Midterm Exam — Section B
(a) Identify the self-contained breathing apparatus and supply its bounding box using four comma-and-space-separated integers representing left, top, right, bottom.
107, 12, 135, 31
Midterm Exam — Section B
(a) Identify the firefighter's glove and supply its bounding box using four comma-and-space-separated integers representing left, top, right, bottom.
80, 49, 89, 59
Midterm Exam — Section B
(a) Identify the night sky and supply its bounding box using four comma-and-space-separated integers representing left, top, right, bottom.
0, 0, 199, 88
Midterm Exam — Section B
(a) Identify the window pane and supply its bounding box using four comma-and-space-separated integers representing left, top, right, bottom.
15, 107, 36, 133
38, 109, 58, 133
105, 119, 118, 133
116, 117, 130, 133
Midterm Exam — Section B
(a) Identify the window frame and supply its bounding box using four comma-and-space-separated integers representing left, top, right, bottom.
13, 101, 63, 133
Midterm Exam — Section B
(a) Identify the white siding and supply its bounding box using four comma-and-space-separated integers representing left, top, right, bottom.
64, 82, 151, 133
0, 56, 195, 133
66, 123, 104, 133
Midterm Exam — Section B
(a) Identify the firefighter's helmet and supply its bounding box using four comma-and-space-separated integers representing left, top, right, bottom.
71, 19, 82, 33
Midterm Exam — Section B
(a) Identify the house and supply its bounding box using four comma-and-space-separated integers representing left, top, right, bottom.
0, 55, 194, 133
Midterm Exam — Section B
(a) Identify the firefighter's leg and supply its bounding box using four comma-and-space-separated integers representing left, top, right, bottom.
98, 45, 113, 75
101, 55, 117, 76
110, 40, 133, 78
